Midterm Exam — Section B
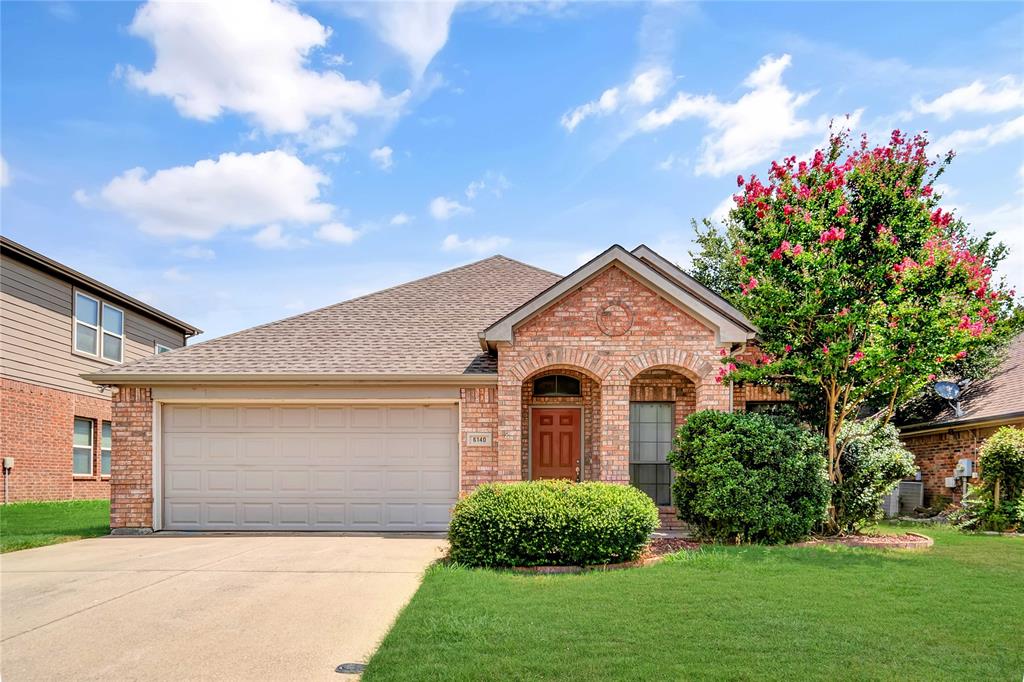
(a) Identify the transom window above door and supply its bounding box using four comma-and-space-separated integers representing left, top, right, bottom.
532, 374, 581, 397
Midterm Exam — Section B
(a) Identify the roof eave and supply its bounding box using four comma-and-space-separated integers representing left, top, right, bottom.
82, 371, 498, 386
1, 235, 202, 336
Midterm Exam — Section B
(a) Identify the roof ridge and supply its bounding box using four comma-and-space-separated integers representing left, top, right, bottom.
103, 254, 559, 370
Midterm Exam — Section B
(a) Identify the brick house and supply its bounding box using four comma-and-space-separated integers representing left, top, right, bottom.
86, 244, 783, 533
900, 332, 1024, 506
0, 236, 201, 502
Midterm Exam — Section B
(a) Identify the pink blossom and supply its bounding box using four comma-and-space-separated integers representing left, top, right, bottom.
849, 350, 865, 365
740, 276, 759, 295
719, 348, 728, 357
836, 204, 849, 217
819, 226, 846, 244
736, 174, 745, 187
921, 185, 933, 197
791, 244, 804, 255
956, 350, 967, 360
928, 374, 936, 381
784, 344, 793, 353
822, 345, 830, 355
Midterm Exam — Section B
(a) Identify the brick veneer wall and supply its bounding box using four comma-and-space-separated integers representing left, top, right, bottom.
901, 421, 1023, 505
496, 265, 732, 485
0, 378, 111, 502
459, 386, 499, 493
109, 386, 153, 529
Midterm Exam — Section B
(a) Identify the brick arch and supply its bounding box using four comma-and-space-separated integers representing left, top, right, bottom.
620, 347, 714, 383
508, 348, 612, 383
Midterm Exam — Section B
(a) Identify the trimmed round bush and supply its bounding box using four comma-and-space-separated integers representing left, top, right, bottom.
447, 480, 659, 568
667, 410, 829, 544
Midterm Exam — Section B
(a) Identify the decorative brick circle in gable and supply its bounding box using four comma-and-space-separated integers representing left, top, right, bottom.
596, 300, 633, 337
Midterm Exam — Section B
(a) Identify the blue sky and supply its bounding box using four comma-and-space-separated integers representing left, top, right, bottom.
2, 1, 1022, 341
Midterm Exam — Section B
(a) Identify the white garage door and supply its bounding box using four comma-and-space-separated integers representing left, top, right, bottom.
161, 403, 459, 531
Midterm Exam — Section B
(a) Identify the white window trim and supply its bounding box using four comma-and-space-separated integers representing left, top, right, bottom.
101, 302, 125, 363
72, 290, 100, 358
100, 420, 112, 478
154, 342, 172, 355
72, 288, 125, 365
73, 417, 95, 478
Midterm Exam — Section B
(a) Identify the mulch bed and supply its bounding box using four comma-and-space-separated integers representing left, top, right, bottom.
508, 537, 701, 574
794, 531, 933, 550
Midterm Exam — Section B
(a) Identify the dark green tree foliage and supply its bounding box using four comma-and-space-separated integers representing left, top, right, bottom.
832, 419, 917, 532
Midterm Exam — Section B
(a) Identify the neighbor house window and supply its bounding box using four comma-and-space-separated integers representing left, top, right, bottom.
101, 421, 112, 476
74, 292, 100, 355
532, 374, 581, 397
629, 402, 674, 506
154, 342, 172, 354
73, 292, 124, 363
73, 417, 94, 476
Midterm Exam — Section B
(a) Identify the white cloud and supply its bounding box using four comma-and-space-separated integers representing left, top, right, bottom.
315, 221, 360, 244
252, 224, 308, 250
390, 212, 411, 225
914, 76, 1024, 120
124, 0, 408, 148
441, 233, 510, 255
162, 266, 190, 282
97, 150, 333, 239
710, 194, 735, 223
71, 188, 92, 205
465, 171, 509, 199
370, 146, 394, 171
344, 2, 456, 78
656, 154, 678, 171
561, 66, 671, 132
1, 156, 10, 187
637, 54, 816, 176
173, 245, 215, 260
430, 196, 472, 220
931, 115, 1024, 154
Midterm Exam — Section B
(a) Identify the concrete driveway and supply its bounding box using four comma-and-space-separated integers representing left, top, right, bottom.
0, 534, 446, 681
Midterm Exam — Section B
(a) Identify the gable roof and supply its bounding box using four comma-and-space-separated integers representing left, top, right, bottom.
479, 244, 758, 351
84, 256, 561, 384
902, 332, 1024, 432
1, 235, 201, 336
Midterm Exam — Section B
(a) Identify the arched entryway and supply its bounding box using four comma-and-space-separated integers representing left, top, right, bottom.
520, 367, 602, 481
627, 366, 698, 506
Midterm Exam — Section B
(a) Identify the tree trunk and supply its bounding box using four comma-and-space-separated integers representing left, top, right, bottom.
824, 386, 842, 534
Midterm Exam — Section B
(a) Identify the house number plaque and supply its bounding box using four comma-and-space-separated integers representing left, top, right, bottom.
466, 432, 492, 447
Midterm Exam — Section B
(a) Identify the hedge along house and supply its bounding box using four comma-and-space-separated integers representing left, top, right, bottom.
899, 332, 1024, 506
85, 245, 761, 533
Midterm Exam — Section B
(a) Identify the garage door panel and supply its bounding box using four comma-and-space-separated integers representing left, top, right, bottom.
162, 403, 458, 531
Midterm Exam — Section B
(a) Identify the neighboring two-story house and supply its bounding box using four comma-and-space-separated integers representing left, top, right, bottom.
0, 236, 200, 502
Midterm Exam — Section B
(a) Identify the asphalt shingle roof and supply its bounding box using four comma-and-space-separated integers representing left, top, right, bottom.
87, 256, 561, 379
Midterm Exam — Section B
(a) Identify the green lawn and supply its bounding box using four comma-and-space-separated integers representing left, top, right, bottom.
364, 525, 1023, 681
0, 499, 110, 553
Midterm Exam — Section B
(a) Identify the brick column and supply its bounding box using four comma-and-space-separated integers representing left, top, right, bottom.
496, 376, 523, 481
599, 377, 630, 484
110, 386, 154, 531
459, 387, 499, 493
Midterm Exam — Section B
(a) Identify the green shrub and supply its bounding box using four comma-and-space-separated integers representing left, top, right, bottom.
447, 480, 659, 567
951, 427, 1024, 533
831, 419, 917, 532
667, 410, 829, 544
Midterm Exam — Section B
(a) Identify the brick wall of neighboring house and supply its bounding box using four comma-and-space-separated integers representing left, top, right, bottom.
496, 265, 732, 486
459, 386, 499, 493
109, 386, 153, 529
901, 420, 1024, 506
0, 378, 111, 502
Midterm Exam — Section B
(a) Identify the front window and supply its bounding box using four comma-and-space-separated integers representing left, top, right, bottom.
532, 374, 581, 397
629, 402, 674, 506
73, 292, 124, 363
101, 421, 112, 476
73, 417, 94, 476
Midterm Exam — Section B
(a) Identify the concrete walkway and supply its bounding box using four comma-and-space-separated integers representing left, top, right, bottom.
0, 534, 447, 681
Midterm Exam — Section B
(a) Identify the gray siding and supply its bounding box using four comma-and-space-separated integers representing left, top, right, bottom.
0, 253, 187, 397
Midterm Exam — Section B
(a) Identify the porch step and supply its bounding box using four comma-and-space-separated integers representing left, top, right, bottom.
658, 507, 688, 531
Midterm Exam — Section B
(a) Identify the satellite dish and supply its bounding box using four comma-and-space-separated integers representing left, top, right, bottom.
933, 381, 961, 400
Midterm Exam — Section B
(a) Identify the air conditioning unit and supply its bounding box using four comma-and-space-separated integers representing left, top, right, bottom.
899, 481, 924, 515
880, 486, 901, 518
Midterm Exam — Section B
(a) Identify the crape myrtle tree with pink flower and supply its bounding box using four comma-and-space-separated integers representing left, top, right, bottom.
702, 128, 1017, 531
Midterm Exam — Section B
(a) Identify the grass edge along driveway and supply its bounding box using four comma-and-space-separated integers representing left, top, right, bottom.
0, 499, 110, 553
363, 524, 1023, 681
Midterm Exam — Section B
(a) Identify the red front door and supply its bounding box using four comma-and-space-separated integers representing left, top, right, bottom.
531, 408, 581, 480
